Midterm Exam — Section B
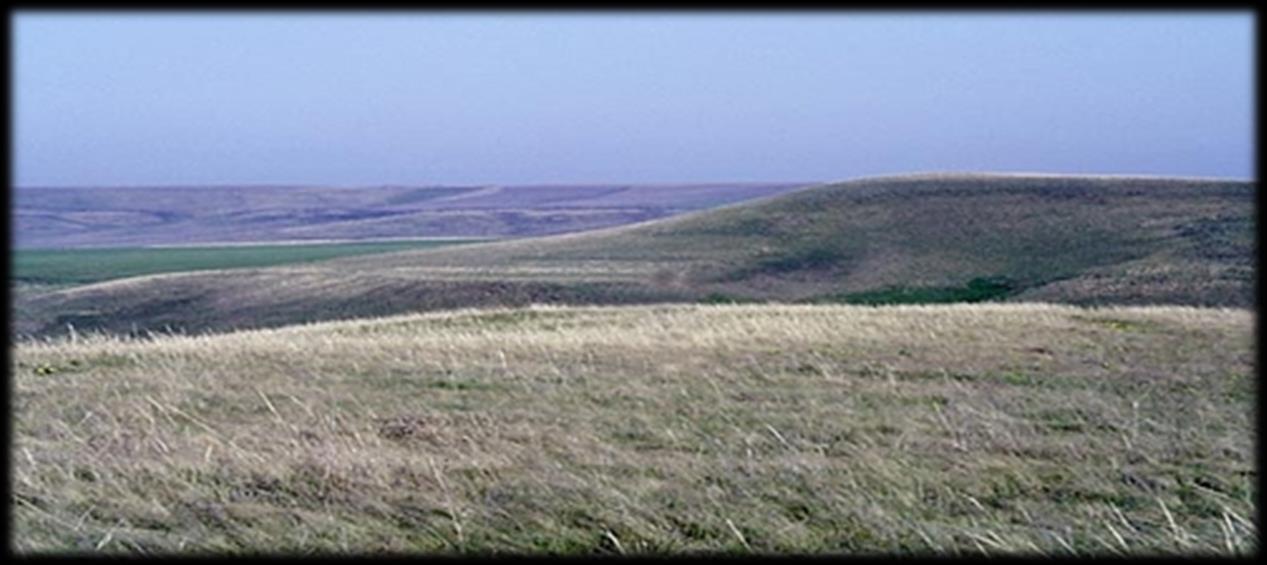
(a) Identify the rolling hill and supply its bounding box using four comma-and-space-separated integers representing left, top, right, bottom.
12, 173, 1254, 338
14, 182, 807, 248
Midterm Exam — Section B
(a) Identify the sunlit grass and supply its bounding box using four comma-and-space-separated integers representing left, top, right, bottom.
12, 303, 1254, 555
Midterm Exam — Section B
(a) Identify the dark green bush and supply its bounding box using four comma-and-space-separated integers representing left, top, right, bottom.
819, 276, 1018, 305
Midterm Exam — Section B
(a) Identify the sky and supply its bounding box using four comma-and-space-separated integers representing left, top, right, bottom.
12, 12, 1255, 186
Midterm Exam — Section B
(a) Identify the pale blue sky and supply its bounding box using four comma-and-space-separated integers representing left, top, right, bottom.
13, 12, 1254, 186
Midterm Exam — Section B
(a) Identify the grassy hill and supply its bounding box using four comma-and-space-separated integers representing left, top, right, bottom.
12, 303, 1255, 554
13, 173, 1254, 338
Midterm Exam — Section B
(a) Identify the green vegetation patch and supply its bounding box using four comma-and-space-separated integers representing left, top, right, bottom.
12, 240, 481, 286
815, 276, 1019, 305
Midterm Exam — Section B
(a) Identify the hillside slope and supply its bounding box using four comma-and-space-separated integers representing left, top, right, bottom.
13, 173, 1254, 337
15, 183, 806, 248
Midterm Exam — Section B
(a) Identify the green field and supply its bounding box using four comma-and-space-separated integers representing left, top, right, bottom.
12, 240, 483, 286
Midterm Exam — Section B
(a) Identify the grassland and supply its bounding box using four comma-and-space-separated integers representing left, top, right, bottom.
12, 240, 482, 287
14, 173, 1254, 338
12, 303, 1254, 555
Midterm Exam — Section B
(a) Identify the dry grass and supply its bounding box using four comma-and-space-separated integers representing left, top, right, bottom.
11, 303, 1255, 555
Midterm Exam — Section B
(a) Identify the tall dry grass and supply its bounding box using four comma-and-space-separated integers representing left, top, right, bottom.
11, 303, 1255, 554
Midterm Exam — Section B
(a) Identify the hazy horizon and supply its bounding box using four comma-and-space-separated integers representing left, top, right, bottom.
11, 171, 1254, 190
14, 12, 1255, 187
